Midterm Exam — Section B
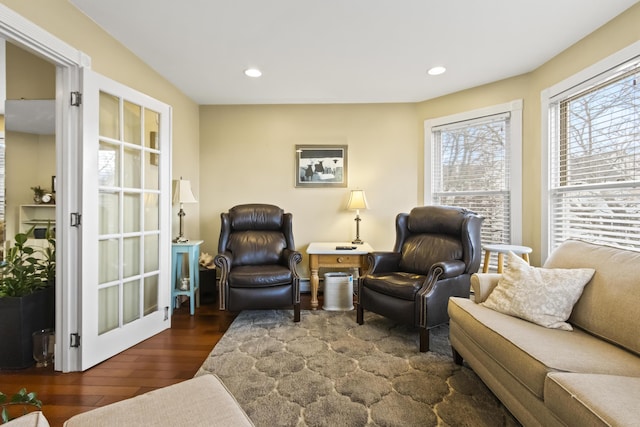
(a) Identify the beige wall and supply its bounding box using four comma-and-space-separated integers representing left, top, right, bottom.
5, 132, 56, 239
199, 103, 419, 275
0, 0, 201, 239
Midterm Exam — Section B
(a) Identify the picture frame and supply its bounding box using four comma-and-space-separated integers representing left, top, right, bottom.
295, 145, 348, 188
150, 131, 159, 166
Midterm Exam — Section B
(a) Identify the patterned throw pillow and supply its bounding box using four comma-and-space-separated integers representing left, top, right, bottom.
481, 251, 595, 331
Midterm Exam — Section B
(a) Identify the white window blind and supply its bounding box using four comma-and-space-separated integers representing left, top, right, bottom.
548, 57, 640, 251
431, 113, 512, 245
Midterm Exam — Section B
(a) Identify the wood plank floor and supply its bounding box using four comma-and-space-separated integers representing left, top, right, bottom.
0, 294, 318, 427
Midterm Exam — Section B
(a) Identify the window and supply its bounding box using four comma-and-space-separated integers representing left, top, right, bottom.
425, 101, 523, 247
543, 43, 640, 256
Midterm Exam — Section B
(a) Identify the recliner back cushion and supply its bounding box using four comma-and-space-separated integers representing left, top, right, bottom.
229, 231, 286, 266
399, 234, 463, 275
543, 240, 640, 356
229, 204, 283, 231
408, 206, 464, 236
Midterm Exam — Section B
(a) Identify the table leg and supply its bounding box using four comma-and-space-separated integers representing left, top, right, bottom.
522, 253, 530, 264
310, 269, 319, 309
483, 250, 491, 273
310, 254, 319, 309
497, 252, 505, 273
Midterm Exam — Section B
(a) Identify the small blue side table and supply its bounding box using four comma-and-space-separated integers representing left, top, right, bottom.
171, 240, 204, 315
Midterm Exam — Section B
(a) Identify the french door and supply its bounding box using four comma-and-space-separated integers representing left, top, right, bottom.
79, 69, 172, 370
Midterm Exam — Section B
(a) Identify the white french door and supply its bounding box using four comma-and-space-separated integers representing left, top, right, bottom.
79, 69, 172, 370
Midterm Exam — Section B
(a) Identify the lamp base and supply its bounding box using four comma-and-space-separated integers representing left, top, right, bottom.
173, 236, 189, 243
352, 239, 364, 245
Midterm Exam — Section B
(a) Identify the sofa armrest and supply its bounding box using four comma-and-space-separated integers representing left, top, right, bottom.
471, 273, 502, 303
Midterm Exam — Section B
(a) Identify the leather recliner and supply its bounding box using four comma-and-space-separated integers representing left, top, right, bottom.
357, 205, 483, 351
215, 204, 302, 322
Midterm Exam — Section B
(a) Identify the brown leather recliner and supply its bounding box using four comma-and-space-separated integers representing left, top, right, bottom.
215, 204, 302, 322
357, 205, 483, 351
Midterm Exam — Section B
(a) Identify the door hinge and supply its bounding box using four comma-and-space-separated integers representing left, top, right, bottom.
70, 91, 82, 106
70, 212, 82, 227
164, 307, 169, 321
70, 333, 81, 348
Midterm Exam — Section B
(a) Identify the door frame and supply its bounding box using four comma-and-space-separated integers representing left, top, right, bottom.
0, 4, 89, 372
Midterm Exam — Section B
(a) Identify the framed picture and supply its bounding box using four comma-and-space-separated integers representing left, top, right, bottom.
150, 131, 159, 166
295, 145, 348, 188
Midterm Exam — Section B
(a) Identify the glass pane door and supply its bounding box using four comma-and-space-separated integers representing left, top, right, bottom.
81, 69, 171, 370
97, 93, 161, 334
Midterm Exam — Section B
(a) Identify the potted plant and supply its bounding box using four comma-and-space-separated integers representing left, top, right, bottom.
0, 228, 55, 369
0, 388, 42, 423
30, 186, 45, 204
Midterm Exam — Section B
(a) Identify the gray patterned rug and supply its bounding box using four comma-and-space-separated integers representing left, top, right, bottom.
195, 309, 519, 427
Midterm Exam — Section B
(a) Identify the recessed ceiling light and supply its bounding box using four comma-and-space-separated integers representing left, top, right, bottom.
427, 66, 446, 76
244, 68, 262, 78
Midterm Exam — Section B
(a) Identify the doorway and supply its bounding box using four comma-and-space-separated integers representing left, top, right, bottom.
3, 42, 57, 256
0, 4, 173, 372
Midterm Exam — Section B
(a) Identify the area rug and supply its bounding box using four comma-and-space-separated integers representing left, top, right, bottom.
195, 309, 519, 427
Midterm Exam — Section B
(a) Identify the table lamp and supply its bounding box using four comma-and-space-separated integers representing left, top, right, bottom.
346, 189, 369, 244
173, 177, 198, 243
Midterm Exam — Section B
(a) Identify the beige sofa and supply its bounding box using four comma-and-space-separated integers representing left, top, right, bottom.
448, 240, 640, 427
5, 374, 253, 427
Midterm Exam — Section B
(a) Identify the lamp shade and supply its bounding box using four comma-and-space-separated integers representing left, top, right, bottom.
346, 190, 368, 210
173, 178, 198, 204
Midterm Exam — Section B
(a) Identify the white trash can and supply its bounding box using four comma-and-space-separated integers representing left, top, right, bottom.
323, 272, 354, 311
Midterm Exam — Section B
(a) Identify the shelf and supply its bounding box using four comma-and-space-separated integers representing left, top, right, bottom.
19, 204, 57, 235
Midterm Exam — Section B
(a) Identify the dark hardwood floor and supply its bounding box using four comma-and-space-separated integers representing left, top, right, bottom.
0, 294, 318, 427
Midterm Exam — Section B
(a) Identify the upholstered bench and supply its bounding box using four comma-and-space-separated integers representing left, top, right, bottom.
62, 374, 253, 426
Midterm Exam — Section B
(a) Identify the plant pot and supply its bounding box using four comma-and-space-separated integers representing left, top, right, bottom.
0, 285, 55, 369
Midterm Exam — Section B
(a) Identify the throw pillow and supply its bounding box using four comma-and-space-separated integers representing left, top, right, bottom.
481, 251, 595, 331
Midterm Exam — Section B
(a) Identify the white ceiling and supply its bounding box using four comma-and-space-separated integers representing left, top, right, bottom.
69, 0, 638, 105
5, 100, 55, 135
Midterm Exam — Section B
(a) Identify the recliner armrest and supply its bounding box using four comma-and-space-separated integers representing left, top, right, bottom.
470, 273, 502, 303
283, 248, 302, 275
429, 260, 466, 279
214, 252, 233, 273
367, 251, 402, 274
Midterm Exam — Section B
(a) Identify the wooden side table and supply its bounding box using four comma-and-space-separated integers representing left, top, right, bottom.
482, 243, 532, 273
171, 240, 204, 315
306, 242, 374, 309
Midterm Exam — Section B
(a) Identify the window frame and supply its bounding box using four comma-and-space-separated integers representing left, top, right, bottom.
424, 100, 523, 244
541, 40, 640, 260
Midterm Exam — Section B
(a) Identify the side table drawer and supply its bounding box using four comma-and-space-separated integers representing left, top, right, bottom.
317, 254, 363, 267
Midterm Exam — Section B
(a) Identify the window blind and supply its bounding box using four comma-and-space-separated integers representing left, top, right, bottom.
432, 113, 511, 245
549, 59, 640, 251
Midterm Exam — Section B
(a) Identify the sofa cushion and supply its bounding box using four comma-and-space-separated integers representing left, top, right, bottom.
545, 373, 640, 427
482, 252, 594, 330
448, 297, 640, 399
543, 240, 640, 356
